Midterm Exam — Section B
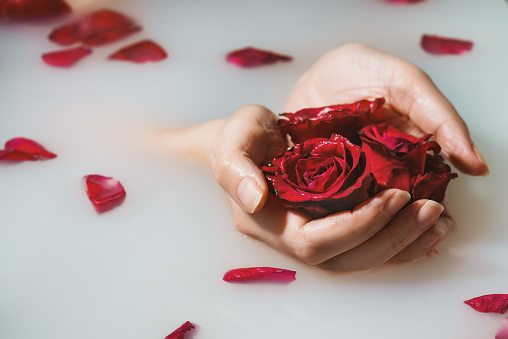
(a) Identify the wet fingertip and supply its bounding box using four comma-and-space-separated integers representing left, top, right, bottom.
236, 177, 264, 213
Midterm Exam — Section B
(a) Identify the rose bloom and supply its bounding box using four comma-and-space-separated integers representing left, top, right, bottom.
261, 134, 376, 218
359, 123, 457, 202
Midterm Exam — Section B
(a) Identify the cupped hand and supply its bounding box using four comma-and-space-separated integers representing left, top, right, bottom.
213, 105, 453, 270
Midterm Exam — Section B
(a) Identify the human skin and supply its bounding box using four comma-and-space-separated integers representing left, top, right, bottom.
163, 44, 488, 271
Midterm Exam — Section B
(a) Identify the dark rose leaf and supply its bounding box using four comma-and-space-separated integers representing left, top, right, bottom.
108, 40, 168, 63
0, 137, 57, 161
223, 267, 296, 283
226, 47, 292, 68
464, 294, 508, 314
165, 321, 196, 339
83, 174, 126, 213
261, 134, 376, 218
359, 123, 457, 202
421, 34, 473, 55
279, 98, 385, 145
0, 0, 71, 21
42, 46, 92, 67
48, 9, 141, 47
497, 317, 508, 339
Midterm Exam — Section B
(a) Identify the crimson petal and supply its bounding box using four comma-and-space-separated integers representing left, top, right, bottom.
0, 0, 71, 21
464, 294, 508, 314
421, 34, 473, 55
49, 9, 141, 47
226, 47, 292, 68
223, 267, 296, 283
83, 175, 126, 213
108, 40, 168, 63
42, 46, 92, 67
165, 321, 196, 339
0, 137, 57, 161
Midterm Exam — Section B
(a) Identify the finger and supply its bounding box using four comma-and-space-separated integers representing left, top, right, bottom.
280, 189, 411, 265
388, 198, 455, 264
213, 104, 287, 213
383, 55, 489, 176
319, 199, 444, 272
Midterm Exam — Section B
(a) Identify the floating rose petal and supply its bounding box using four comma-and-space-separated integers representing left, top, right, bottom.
49, 9, 141, 46
226, 47, 292, 68
223, 267, 296, 283
165, 321, 196, 339
108, 40, 168, 63
0, 137, 57, 161
83, 175, 126, 213
421, 34, 473, 55
496, 317, 508, 339
42, 46, 92, 67
384, 0, 425, 3
0, 0, 71, 21
464, 294, 508, 314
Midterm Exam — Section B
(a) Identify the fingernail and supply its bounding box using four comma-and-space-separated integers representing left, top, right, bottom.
416, 200, 444, 230
419, 222, 448, 249
236, 177, 263, 213
384, 190, 411, 216
473, 146, 490, 176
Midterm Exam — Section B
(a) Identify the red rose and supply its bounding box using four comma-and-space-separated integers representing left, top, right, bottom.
261, 134, 376, 218
278, 98, 385, 145
359, 123, 457, 202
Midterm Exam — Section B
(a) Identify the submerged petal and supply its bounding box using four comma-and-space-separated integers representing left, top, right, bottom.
226, 47, 292, 68
421, 34, 473, 55
108, 40, 168, 63
49, 9, 141, 46
42, 46, 92, 67
0, 0, 71, 21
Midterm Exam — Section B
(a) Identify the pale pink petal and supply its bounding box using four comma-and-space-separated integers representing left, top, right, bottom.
496, 317, 508, 339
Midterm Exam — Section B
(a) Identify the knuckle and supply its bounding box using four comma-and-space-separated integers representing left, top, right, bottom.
291, 232, 323, 266
383, 228, 407, 254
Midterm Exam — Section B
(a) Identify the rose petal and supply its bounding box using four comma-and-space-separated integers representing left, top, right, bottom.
223, 267, 296, 283
83, 174, 126, 213
0, 0, 71, 21
49, 9, 141, 46
496, 317, 508, 339
0, 137, 57, 161
464, 294, 508, 314
165, 321, 196, 339
421, 34, 473, 55
226, 47, 292, 68
262, 135, 376, 218
108, 40, 168, 63
42, 46, 92, 67
279, 98, 385, 145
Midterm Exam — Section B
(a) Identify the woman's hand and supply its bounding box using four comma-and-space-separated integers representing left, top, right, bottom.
162, 43, 488, 271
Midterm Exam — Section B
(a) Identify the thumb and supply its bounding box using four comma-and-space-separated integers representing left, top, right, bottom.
212, 104, 285, 213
